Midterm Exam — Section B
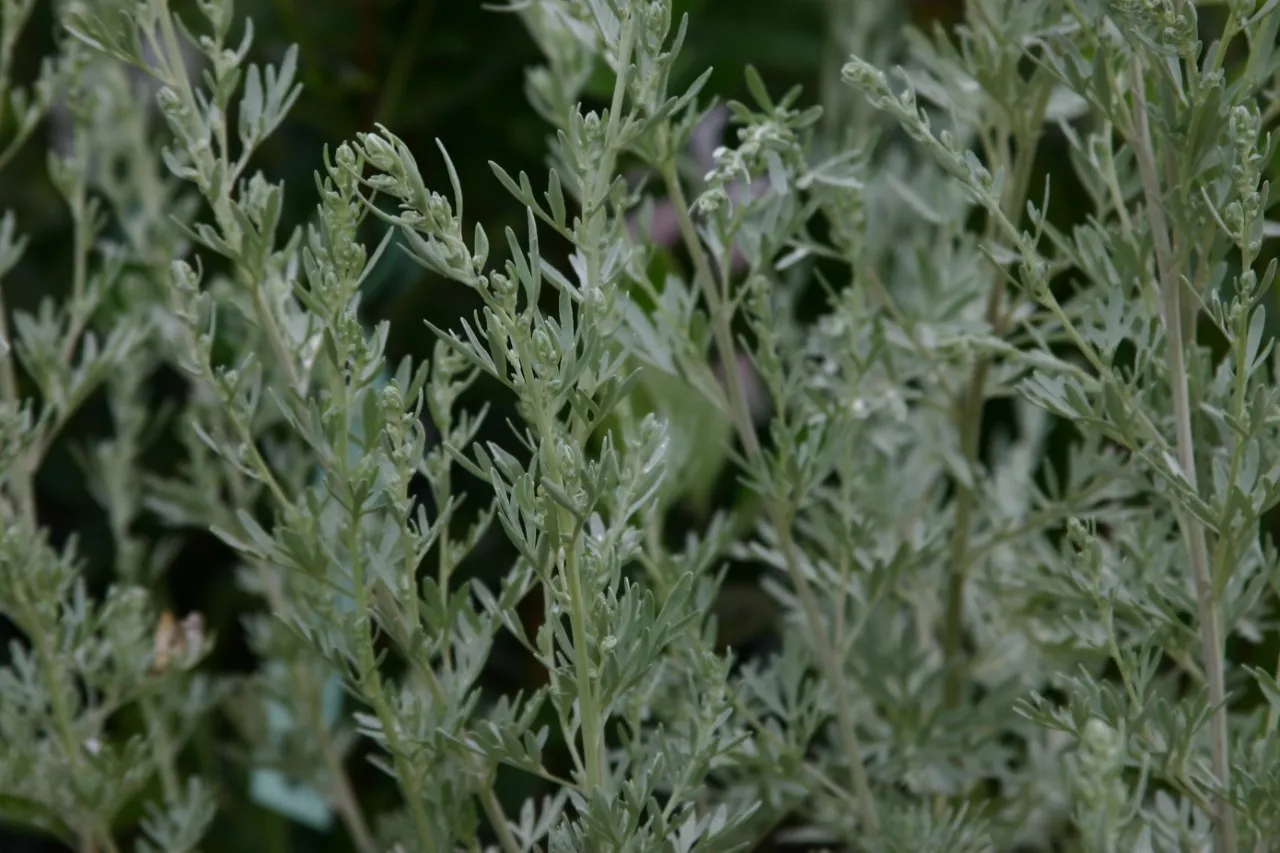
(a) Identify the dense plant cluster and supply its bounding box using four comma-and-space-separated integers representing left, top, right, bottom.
3, 0, 1280, 851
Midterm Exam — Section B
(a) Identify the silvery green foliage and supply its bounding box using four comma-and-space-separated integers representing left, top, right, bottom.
0, 2, 217, 848
3, 0, 1280, 851
841, 0, 1280, 850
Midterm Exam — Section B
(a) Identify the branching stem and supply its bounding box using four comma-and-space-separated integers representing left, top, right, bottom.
659, 162, 880, 838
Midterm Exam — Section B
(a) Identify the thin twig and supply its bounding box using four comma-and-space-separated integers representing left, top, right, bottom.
942, 89, 1048, 709
1128, 54, 1236, 853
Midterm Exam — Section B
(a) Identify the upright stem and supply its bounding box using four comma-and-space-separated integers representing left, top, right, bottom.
542, 4, 639, 796
141, 699, 181, 802
352, 536, 436, 846
659, 164, 880, 837
1129, 56, 1236, 853
332, 360, 436, 847
0, 282, 35, 522
248, 532, 376, 853
940, 357, 990, 709
12, 579, 111, 848
942, 87, 1046, 707
477, 776, 522, 853
564, 534, 606, 787
313, 689, 378, 853
0, 77, 103, 525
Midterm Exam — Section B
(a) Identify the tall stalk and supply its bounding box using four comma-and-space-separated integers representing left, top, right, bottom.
1128, 55, 1236, 853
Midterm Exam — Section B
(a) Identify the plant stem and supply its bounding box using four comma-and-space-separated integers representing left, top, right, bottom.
354, 570, 436, 847
0, 280, 35, 523
13, 579, 102, 846
506, 265, 605, 789
1129, 55, 1236, 853
332, 358, 436, 848
540, 3, 640, 796
142, 698, 181, 802
0, 81, 99, 524
565, 537, 607, 787
98, 830, 120, 853
477, 780, 522, 853
314, 700, 378, 853
941, 357, 989, 709
659, 162, 880, 838
941, 86, 1047, 709
247, 543, 377, 853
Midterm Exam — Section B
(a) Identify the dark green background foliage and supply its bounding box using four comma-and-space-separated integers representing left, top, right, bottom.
1, 0, 1278, 850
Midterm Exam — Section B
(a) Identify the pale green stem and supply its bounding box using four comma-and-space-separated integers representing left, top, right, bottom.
1129, 55, 1236, 853
942, 90, 1047, 710
13, 587, 113, 849
0, 98, 98, 522
151, 3, 303, 398
352, 538, 436, 846
659, 161, 880, 838
142, 699, 181, 802
336, 351, 437, 848
538, 4, 640, 796
311, 679, 379, 853
477, 780, 522, 853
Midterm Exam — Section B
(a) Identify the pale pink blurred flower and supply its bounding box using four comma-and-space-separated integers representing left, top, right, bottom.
625, 105, 767, 276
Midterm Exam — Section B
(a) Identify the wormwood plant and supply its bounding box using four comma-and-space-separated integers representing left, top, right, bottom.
3, 0, 1280, 850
